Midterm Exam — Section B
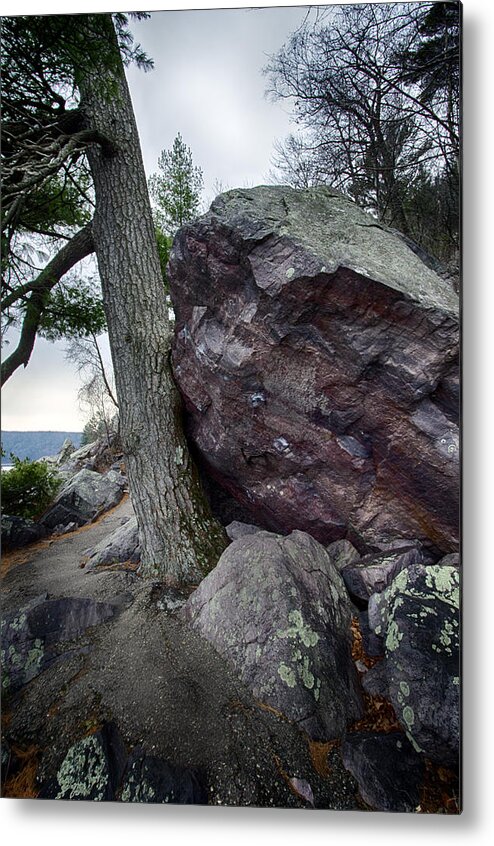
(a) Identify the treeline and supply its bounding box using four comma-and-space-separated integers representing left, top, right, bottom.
266, 2, 460, 265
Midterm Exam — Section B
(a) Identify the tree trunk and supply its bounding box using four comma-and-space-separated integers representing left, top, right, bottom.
79, 15, 226, 583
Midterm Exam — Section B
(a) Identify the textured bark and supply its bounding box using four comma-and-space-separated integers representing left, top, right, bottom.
78, 16, 225, 582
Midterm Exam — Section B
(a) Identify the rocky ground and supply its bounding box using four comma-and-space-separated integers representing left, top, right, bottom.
1, 496, 361, 808
1, 187, 461, 811
1, 490, 459, 811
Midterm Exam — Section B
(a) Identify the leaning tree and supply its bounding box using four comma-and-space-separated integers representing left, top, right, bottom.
2, 13, 226, 582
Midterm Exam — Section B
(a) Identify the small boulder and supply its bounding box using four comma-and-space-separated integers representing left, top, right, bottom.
1, 514, 47, 551
341, 547, 424, 603
84, 515, 139, 571
361, 661, 389, 698
368, 564, 460, 766
50, 722, 127, 801
326, 539, 361, 572
120, 750, 207, 804
358, 610, 385, 658
341, 731, 425, 812
40, 468, 126, 533
1, 594, 117, 693
182, 529, 363, 740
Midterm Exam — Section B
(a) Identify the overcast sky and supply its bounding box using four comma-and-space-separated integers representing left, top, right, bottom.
2, 2, 318, 432
0, 0, 485, 435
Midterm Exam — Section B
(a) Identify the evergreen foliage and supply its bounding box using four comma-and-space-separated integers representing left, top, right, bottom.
149, 134, 204, 236
1, 455, 62, 520
1, 13, 152, 384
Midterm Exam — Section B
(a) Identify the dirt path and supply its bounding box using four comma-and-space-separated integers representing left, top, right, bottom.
1, 499, 359, 808
2, 496, 135, 614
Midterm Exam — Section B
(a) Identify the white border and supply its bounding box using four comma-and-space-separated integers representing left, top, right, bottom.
1, 1, 493, 842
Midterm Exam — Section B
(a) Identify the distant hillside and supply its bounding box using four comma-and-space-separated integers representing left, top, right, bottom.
1, 431, 83, 464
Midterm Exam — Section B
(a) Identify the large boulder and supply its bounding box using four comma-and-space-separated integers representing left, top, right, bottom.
368, 563, 460, 766
169, 186, 459, 556
40, 468, 126, 533
181, 529, 363, 740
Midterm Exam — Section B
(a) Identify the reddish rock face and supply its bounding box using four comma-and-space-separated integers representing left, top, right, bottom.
169, 186, 459, 556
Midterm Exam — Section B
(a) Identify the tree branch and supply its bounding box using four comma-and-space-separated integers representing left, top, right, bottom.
1, 222, 95, 385
2, 221, 94, 311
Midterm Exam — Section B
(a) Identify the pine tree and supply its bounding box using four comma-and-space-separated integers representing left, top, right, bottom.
148, 133, 203, 235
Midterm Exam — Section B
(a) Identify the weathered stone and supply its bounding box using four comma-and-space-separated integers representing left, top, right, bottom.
361, 661, 389, 698
1, 514, 47, 551
368, 564, 460, 766
358, 610, 385, 658
84, 515, 139, 571
1, 738, 11, 782
182, 529, 363, 740
40, 468, 126, 532
439, 552, 460, 568
169, 185, 459, 555
52, 521, 78, 536
225, 520, 264, 541
56, 438, 76, 466
52, 722, 127, 801
326, 539, 361, 572
1, 594, 117, 693
120, 749, 207, 804
341, 547, 424, 603
341, 731, 425, 812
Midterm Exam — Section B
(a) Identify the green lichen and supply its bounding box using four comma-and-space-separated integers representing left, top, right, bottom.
10, 613, 27, 632
120, 773, 157, 803
425, 565, 459, 607
399, 681, 410, 697
297, 655, 315, 690
385, 619, 403, 653
56, 736, 108, 800
275, 609, 322, 701
278, 662, 296, 688
402, 705, 415, 729
276, 610, 320, 648
406, 730, 423, 755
